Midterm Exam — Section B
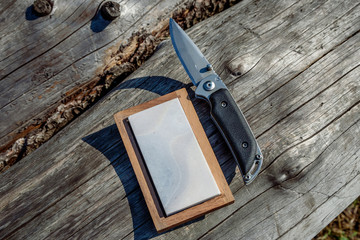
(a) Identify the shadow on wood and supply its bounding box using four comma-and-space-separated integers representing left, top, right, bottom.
91, 10, 112, 33
25, 5, 40, 21
115, 76, 190, 95
82, 124, 160, 239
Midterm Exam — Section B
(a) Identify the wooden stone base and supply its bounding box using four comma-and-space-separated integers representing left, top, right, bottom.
113, 88, 234, 232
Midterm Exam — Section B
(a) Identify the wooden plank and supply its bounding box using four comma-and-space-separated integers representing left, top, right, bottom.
0, 0, 240, 169
0, 0, 359, 239
114, 88, 234, 232
196, 69, 360, 240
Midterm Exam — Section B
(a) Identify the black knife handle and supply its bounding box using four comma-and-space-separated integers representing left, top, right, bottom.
209, 88, 261, 178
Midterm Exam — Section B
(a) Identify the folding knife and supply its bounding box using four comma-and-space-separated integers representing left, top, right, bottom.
169, 18, 263, 185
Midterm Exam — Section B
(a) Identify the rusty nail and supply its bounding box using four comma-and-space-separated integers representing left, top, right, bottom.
101, 1, 121, 21
33, 0, 53, 16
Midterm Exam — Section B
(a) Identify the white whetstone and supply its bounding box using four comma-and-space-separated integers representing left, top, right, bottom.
128, 98, 220, 216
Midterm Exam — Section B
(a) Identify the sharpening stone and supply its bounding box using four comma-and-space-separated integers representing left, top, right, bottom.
128, 98, 220, 216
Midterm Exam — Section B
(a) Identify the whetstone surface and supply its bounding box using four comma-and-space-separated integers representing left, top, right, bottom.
128, 98, 220, 216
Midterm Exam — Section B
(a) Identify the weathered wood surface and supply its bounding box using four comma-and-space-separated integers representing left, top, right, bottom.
0, 0, 359, 239
0, 0, 237, 169
0, 0, 185, 164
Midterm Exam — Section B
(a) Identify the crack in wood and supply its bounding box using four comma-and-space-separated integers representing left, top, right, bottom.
278, 173, 360, 239
199, 119, 360, 239
261, 99, 360, 186
2, 161, 111, 240
0, 0, 242, 172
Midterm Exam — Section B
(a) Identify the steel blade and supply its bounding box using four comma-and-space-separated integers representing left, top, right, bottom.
169, 18, 215, 86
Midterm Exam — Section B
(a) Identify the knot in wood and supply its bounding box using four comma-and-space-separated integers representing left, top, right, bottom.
33, 0, 53, 16
31, 67, 53, 84
277, 164, 304, 184
226, 54, 261, 77
226, 61, 244, 76
101, 1, 121, 21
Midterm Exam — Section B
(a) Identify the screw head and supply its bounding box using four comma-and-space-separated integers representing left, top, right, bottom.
206, 64, 213, 71
203, 81, 215, 91
101, 1, 121, 21
221, 101, 227, 108
242, 142, 248, 148
33, 0, 53, 16
255, 154, 262, 160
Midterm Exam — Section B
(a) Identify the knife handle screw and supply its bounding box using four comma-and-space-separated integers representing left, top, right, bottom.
221, 101, 227, 108
206, 64, 213, 71
204, 81, 215, 91
255, 154, 262, 160
242, 142, 248, 148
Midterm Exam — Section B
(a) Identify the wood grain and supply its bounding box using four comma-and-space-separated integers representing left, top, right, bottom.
0, 0, 185, 166
0, 0, 359, 239
114, 88, 234, 232
0, 0, 241, 171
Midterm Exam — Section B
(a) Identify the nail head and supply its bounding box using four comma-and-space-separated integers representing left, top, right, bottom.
33, 0, 53, 16
101, 1, 121, 21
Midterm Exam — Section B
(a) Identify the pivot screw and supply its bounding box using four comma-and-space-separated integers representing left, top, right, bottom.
33, 0, 53, 16
101, 1, 121, 21
206, 64, 213, 71
255, 154, 262, 160
203, 81, 215, 91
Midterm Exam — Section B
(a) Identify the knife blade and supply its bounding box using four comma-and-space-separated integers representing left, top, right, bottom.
169, 18, 263, 185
